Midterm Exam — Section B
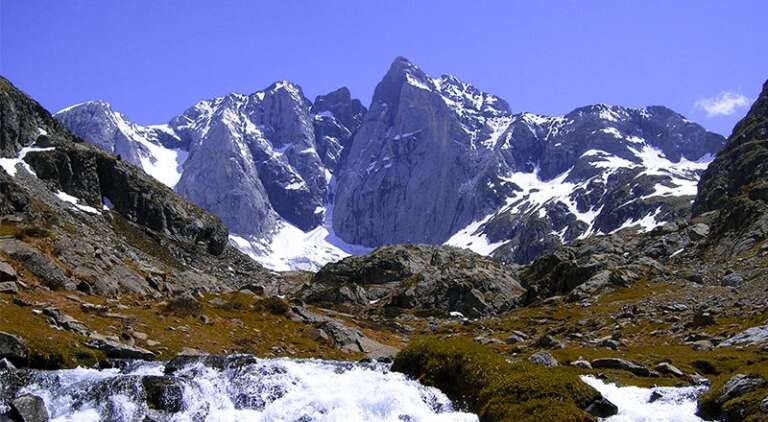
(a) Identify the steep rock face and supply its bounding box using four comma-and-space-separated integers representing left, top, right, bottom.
311, 87, 367, 170
693, 80, 768, 255
56, 58, 726, 269
333, 57, 514, 246
56, 84, 366, 266
694, 80, 768, 215
333, 58, 725, 264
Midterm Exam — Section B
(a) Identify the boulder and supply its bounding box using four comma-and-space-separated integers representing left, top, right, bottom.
720, 324, 768, 347
0, 261, 17, 281
722, 272, 745, 287
687, 223, 710, 240
304, 245, 525, 317
142, 376, 185, 413
42, 307, 89, 335
585, 397, 618, 418
8, 394, 49, 422
85, 335, 155, 360
720, 374, 766, 404
535, 335, 565, 349
591, 358, 657, 377
0, 331, 28, 365
571, 358, 592, 369
528, 351, 558, 367
654, 362, 685, 377
0, 281, 18, 293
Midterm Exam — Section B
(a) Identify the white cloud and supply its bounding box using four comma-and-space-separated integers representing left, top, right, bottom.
694, 91, 751, 117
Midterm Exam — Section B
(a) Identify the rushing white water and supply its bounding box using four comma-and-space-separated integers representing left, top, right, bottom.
1, 357, 477, 422
582, 375, 707, 422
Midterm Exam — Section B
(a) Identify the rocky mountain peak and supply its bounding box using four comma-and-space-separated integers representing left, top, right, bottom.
312, 87, 367, 133
54, 59, 727, 270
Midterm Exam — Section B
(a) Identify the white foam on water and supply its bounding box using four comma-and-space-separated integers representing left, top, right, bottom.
6, 358, 477, 422
581, 375, 706, 422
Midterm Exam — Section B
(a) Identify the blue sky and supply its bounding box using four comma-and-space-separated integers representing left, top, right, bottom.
2, 1, 766, 135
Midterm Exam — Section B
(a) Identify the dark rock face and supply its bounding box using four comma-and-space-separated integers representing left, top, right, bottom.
302, 244, 525, 317
312, 87, 367, 170
0, 77, 68, 158
23, 143, 229, 255
0, 331, 28, 366
693, 80, 768, 256
694, 80, 768, 216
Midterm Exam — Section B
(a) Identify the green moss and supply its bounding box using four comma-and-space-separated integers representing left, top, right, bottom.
392, 337, 600, 422
699, 360, 768, 421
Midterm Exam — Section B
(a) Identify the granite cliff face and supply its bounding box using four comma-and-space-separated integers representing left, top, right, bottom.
332, 58, 725, 264
56, 83, 366, 270
56, 58, 726, 269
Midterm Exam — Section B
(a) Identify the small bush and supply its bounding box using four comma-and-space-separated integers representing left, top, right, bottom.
256, 296, 291, 316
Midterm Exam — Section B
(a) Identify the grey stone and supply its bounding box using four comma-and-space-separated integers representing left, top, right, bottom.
722, 273, 745, 287
0, 331, 28, 364
718, 374, 766, 404
0, 281, 18, 293
85, 334, 155, 360
528, 351, 558, 367
585, 397, 618, 418
721, 324, 768, 347
8, 394, 49, 422
654, 362, 685, 377
0, 261, 17, 281
591, 358, 657, 377
571, 358, 592, 369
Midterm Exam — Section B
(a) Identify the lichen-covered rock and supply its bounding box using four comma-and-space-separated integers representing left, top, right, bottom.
302, 244, 525, 317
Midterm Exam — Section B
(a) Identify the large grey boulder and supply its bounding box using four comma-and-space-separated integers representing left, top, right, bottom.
302, 244, 525, 317
8, 394, 49, 422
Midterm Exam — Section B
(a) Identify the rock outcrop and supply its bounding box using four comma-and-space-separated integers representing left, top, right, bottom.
693, 79, 768, 257
301, 244, 525, 317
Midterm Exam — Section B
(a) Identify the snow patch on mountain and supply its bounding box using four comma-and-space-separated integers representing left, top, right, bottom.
230, 212, 370, 272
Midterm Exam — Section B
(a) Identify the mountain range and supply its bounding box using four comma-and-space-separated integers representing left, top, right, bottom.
55, 57, 726, 270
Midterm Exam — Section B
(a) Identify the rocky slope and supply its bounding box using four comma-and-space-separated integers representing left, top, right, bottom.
0, 75, 280, 297
57, 57, 725, 270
